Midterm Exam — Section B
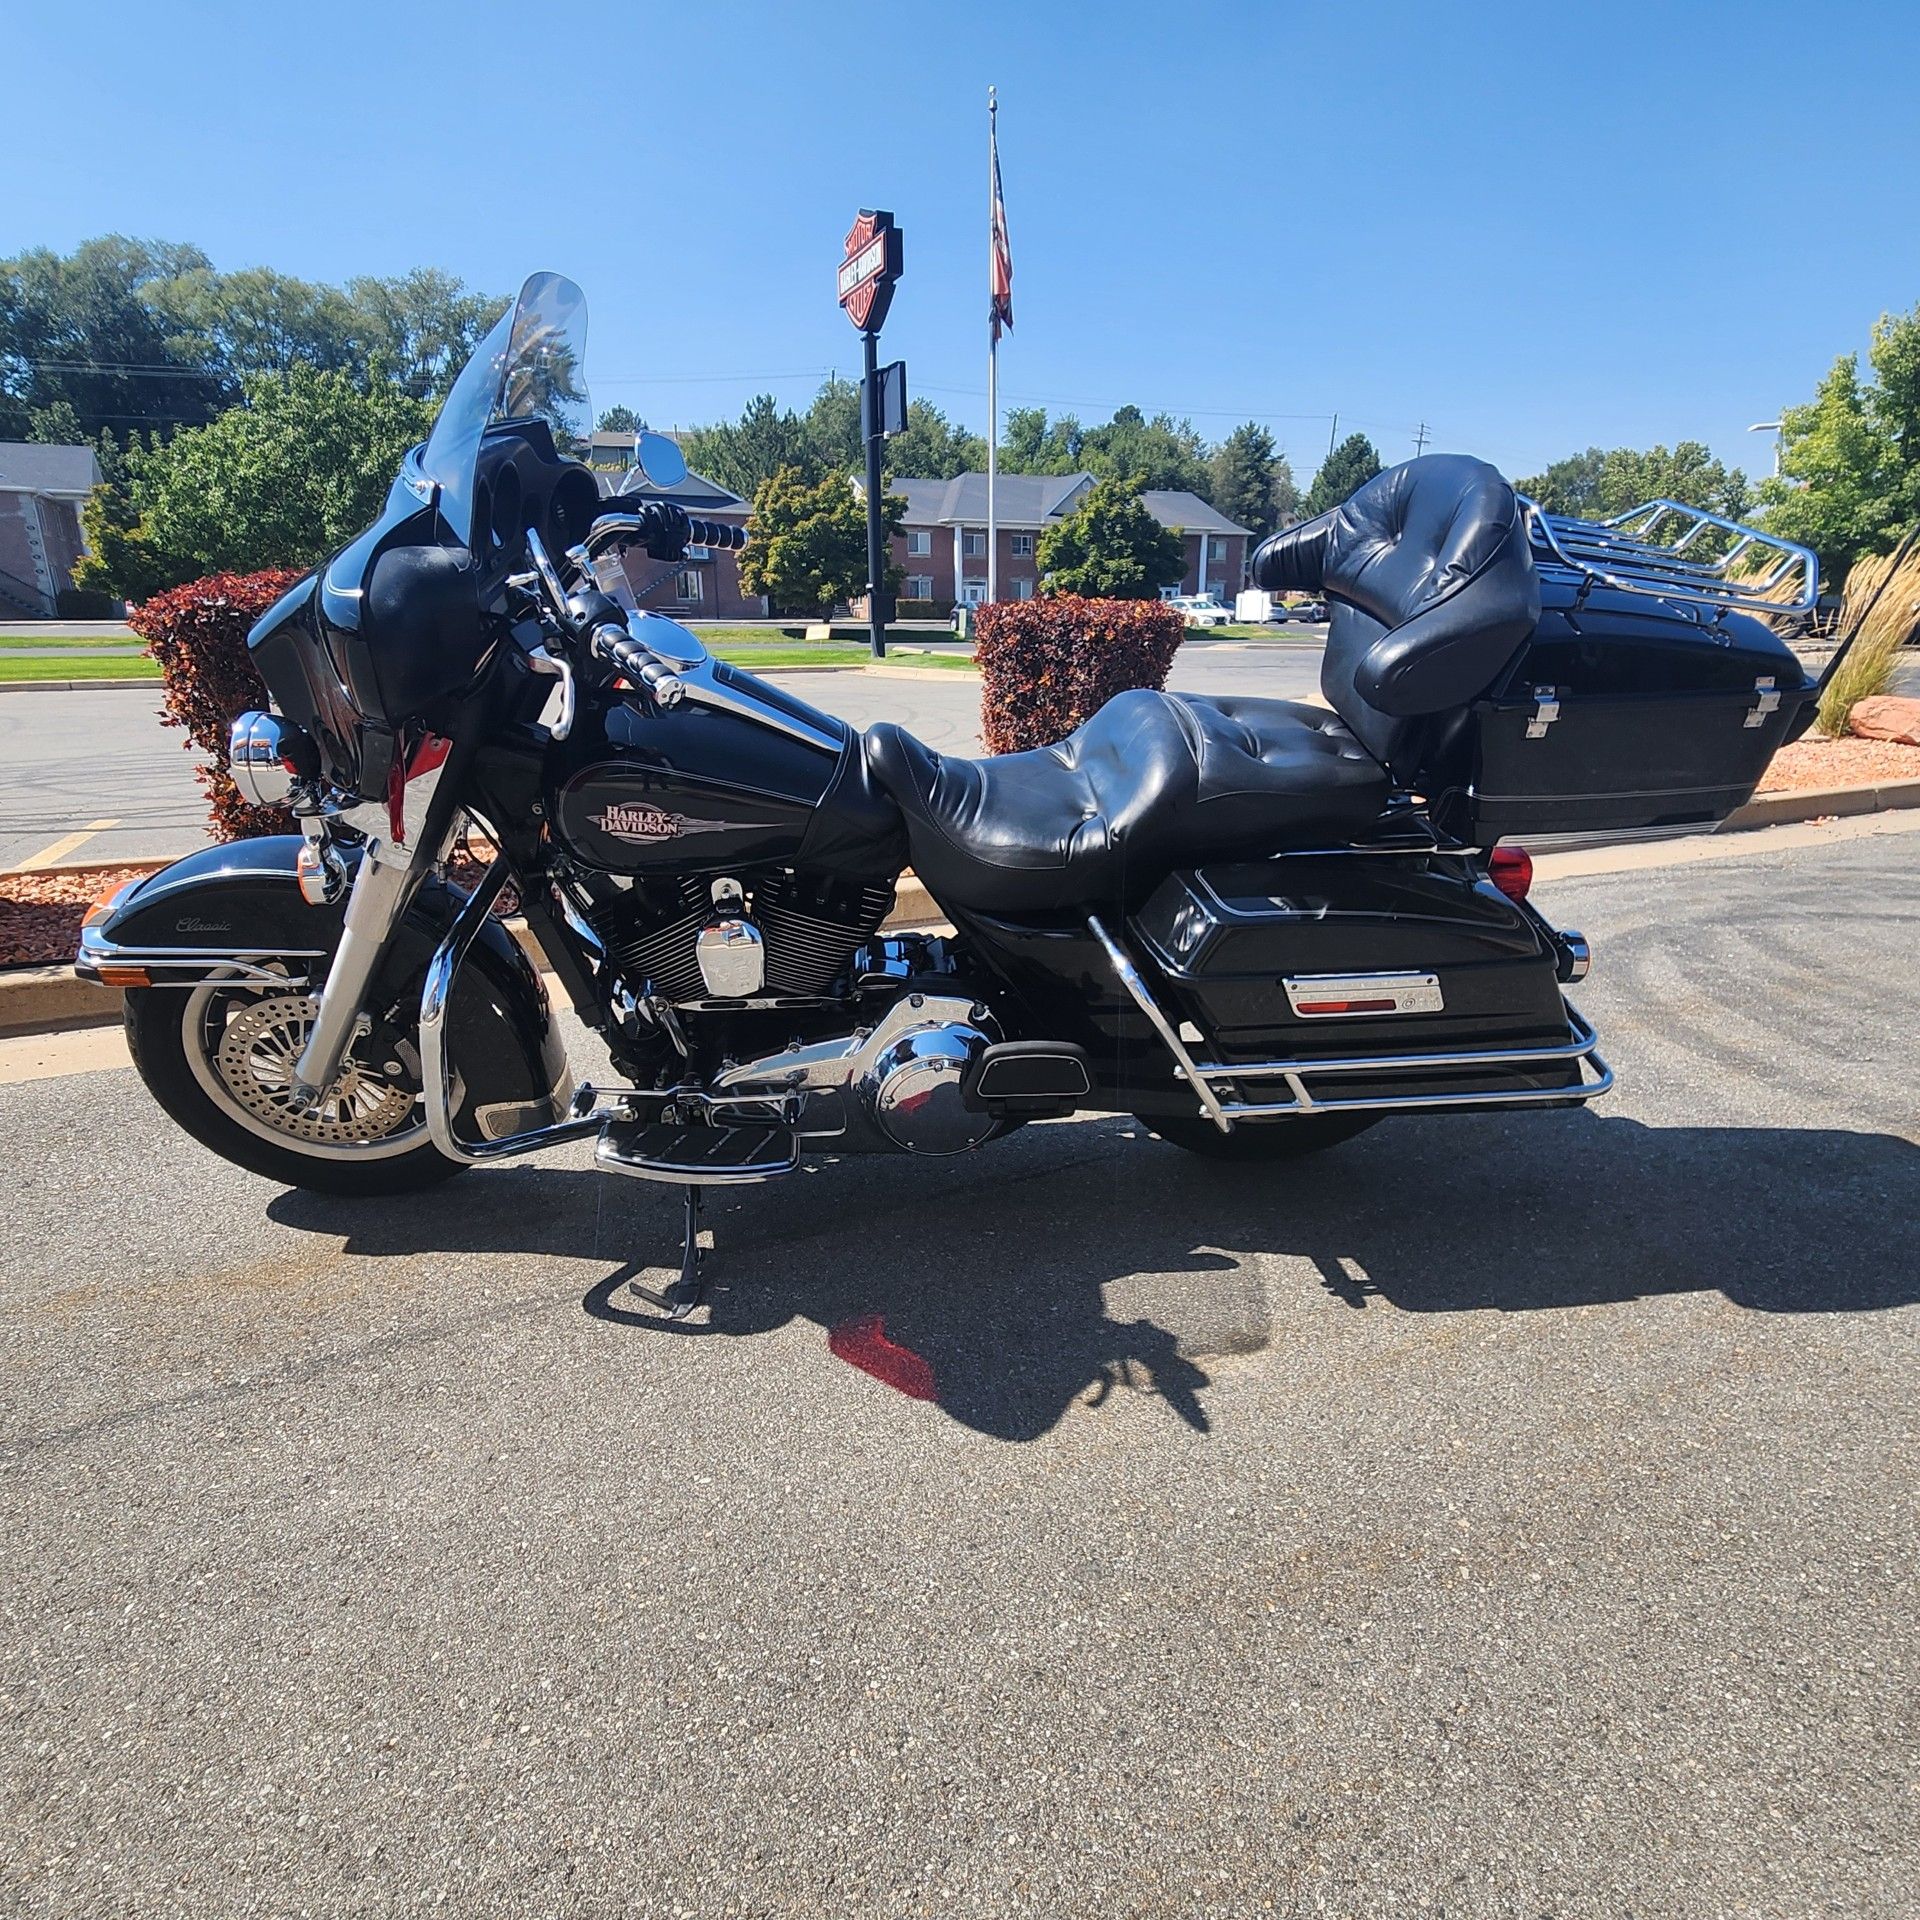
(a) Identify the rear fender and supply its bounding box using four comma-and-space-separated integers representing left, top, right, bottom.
84, 834, 570, 1132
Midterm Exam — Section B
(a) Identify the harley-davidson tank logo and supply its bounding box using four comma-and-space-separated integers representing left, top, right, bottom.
587, 802, 783, 843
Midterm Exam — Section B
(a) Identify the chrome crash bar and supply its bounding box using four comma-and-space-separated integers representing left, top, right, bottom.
416, 855, 627, 1166
1088, 916, 1613, 1132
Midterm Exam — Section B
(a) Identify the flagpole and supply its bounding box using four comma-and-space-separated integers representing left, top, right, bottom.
986, 85, 998, 610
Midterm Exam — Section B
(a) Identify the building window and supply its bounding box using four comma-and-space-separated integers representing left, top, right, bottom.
962, 530, 986, 557
1013, 577, 1034, 600
903, 574, 934, 600
906, 530, 932, 557
1011, 532, 1034, 556
675, 568, 702, 603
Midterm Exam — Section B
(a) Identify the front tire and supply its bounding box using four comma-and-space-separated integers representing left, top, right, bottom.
125, 977, 464, 1197
1134, 1109, 1379, 1161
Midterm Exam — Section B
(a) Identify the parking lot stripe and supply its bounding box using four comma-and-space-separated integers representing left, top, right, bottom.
14, 819, 120, 871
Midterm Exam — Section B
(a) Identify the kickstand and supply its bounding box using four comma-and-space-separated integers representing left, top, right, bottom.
628, 1185, 707, 1320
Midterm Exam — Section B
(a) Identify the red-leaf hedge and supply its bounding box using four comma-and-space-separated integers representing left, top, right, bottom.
128, 569, 308, 841
975, 594, 1187, 754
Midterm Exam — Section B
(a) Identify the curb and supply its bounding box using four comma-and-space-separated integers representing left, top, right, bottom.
0, 677, 158, 694
4, 783, 1915, 1040
1718, 777, 1920, 831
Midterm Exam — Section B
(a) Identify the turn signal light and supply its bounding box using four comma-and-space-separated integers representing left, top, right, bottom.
1489, 845, 1534, 902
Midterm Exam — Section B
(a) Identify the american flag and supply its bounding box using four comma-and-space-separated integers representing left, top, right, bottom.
990, 109, 1013, 342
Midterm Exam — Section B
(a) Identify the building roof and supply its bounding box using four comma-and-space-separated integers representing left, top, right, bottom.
0, 442, 101, 497
890, 471, 1093, 528
1139, 490, 1251, 537
885, 471, 1250, 538
595, 467, 748, 512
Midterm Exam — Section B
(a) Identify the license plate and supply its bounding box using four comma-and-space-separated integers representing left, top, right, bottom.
1283, 971, 1445, 1018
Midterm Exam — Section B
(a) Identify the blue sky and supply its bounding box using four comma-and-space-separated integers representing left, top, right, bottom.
9, 0, 1916, 484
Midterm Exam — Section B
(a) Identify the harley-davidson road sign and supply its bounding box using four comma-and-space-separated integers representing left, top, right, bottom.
838, 209, 903, 333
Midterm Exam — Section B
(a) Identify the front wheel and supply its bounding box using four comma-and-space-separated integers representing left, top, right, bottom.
125, 974, 465, 1196
1134, 1109, 1380, 1161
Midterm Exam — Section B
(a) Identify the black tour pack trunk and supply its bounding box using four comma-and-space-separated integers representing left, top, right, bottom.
1426, 580, 1816, 843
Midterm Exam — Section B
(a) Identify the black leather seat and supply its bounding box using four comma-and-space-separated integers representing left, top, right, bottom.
1249, 453, 1540, 783
865, 689, 1388, 914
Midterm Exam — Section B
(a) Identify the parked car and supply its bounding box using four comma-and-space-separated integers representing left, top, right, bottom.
1169, 594, 1234, 628
1283, 598, 1329, 623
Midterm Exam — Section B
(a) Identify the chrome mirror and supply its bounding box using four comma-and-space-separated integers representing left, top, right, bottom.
629, 431, 688, 491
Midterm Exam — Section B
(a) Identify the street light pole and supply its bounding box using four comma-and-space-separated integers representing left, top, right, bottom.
1748, 420, 1784, 478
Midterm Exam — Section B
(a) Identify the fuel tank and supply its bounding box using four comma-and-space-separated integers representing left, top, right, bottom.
546, 664, 906, 880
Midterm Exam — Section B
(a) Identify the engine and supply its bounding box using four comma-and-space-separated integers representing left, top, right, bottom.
584, 868, 895, 1005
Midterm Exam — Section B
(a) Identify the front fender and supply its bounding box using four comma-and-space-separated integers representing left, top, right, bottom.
82, 835, 570, 1131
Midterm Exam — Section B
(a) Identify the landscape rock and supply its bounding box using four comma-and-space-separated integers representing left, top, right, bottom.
1848, 694, 1920, 745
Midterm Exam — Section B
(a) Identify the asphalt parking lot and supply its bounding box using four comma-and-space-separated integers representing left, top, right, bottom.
4, 820, 1917, 1917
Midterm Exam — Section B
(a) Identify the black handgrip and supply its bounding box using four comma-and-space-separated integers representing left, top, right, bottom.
592, 624, 686, 707
682, 514, 749, 552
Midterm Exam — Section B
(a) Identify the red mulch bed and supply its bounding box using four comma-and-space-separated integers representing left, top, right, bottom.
0, 865, 155, 971
1756, 735, 1920, 793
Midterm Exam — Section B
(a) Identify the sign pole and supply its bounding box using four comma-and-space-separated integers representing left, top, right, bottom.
986, 88, 999, 610
837, 209, 904, 662
862, 325, 886, 661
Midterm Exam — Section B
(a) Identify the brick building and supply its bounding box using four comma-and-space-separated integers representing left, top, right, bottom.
588, 434, 765, 619
0, 443, 100, 617
879, 471, 1250, 610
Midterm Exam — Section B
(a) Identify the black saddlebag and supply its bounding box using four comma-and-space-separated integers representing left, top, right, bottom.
1127, 855, 1592, 1112
1426, 582, 1814, 842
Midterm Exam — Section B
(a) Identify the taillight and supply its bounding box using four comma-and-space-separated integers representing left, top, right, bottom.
1489, 845, 1533, 902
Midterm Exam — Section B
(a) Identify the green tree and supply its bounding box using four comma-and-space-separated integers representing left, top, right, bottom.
1304, 434, 1384, 517
737, 466, 903, 618
1000, 405, 1084, 473
803, 377, 862, 474
683, 394, 817, 499
1517, 441, 1751, 523
1209, 422, 1299, 541
595, 404, 640, 434
343, 270, 507, 401
999, 403, 1213, 496
0, 235, 223, 441
886, 400, 988, 481
1035, 472, 1185, 599
76, 366, 436, 597
1758, 304, 1920, 579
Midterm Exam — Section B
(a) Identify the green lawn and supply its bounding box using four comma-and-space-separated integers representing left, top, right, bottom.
0, 653, 161, 682
883, 650, 978, 671
0, 636, 968, 682
1201, 622, 1323, 641
0, 632, 140, 649
706, 643, 875, 668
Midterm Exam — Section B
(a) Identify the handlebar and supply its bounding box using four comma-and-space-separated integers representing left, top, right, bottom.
583, 502, 748, 564
590, 622, 686, 707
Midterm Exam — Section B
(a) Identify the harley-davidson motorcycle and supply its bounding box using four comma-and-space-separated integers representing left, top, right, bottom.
79, 272, 1858, 1314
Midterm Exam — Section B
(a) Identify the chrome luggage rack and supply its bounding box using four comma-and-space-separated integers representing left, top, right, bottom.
1089, 918, 1613, 1132
1518, 495, 1818, 621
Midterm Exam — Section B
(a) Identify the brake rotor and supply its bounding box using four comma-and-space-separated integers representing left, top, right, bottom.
212, 993, 419, 1146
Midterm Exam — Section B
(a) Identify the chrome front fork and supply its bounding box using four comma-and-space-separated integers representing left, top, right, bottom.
288, 754, 452, 1110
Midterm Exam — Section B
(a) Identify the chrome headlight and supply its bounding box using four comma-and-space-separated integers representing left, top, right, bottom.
229, 711, 315, 808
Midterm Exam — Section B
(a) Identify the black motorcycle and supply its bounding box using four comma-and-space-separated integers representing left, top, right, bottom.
79, 273, 1853, 1314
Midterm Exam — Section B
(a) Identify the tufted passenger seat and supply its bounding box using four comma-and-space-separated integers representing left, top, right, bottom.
863, 689, 1388, 914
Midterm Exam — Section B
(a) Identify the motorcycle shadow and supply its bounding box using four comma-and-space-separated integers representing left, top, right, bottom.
267, 1108, 1920, 1443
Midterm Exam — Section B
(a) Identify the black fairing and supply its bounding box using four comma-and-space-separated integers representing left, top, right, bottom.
101, 837, 567, 1118
247, 421, 600, 803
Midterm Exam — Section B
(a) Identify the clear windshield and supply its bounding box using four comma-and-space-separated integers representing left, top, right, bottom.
412, 271, 591, 546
